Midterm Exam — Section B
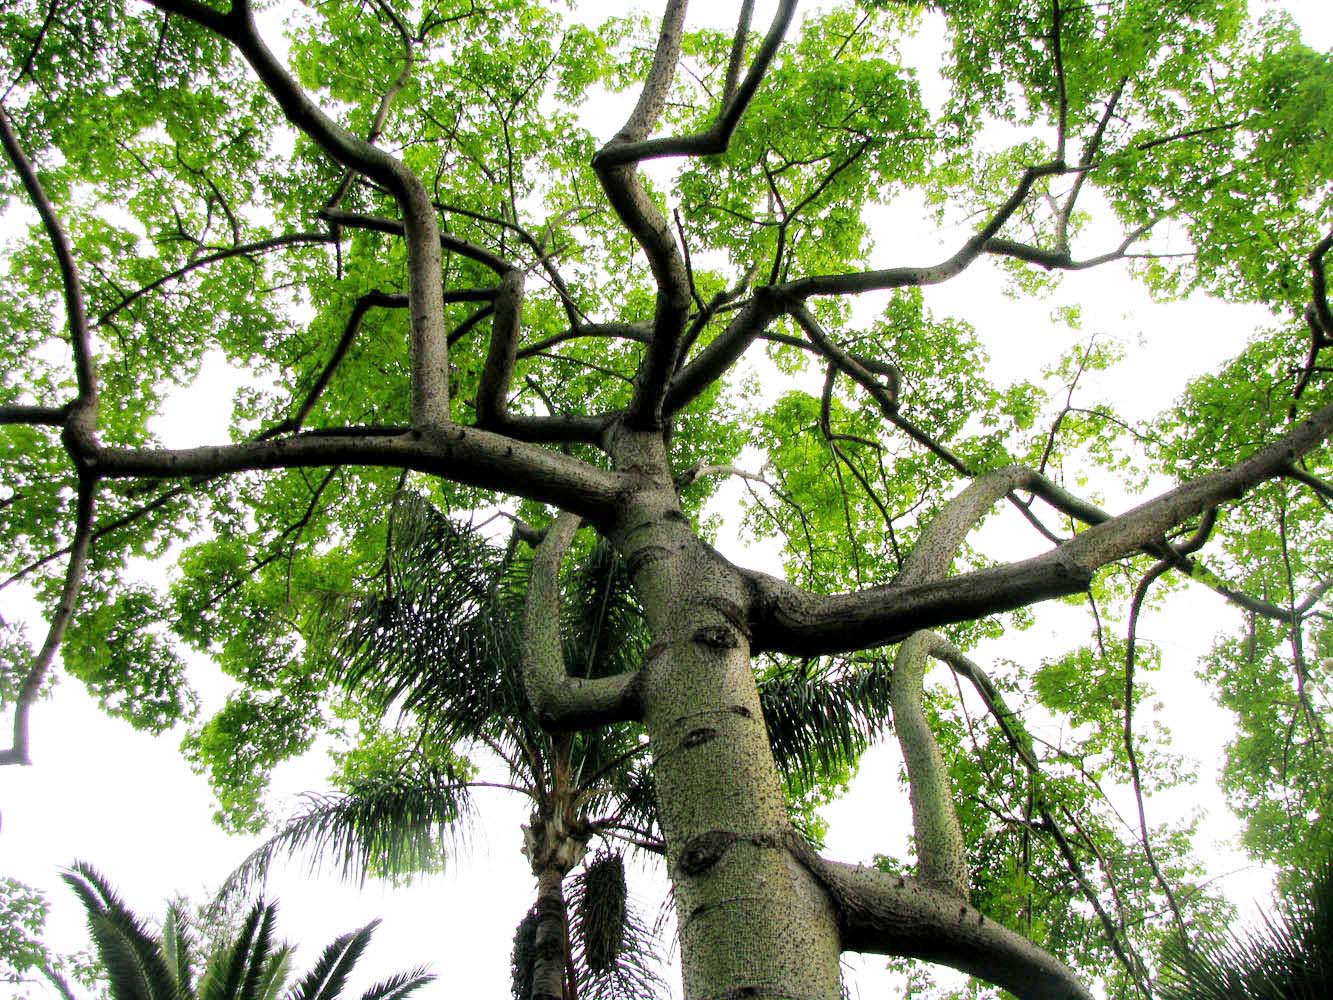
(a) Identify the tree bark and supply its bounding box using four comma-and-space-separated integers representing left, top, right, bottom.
608, 428, 844, 1000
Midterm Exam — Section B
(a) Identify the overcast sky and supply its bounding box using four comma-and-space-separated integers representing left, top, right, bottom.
4, 2, 1332, 999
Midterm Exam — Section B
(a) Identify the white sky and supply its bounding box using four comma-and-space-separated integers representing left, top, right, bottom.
3, 2, 1332, 999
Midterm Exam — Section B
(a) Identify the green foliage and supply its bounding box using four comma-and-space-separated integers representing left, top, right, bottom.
58, 862, 432, 1000
1, 0, 1330, 995
1159, 861, 1333, 1000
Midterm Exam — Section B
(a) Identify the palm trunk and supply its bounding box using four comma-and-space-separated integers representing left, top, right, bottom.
530, 866, 571, 1000
610, 430, 844, 1000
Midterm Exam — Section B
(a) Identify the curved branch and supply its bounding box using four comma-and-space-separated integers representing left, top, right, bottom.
749, 398, 1333, 655
592, 0, 798, 167
805, 853, 1092, 1000
521, 513, 641, 729
784, 161, 1067, 299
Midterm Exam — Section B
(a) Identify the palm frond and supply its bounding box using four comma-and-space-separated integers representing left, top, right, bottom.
758, 657, 895, 785
567, 851, 666, 1000
255, 946, 294, 1000
40, 966, 80, 1000
1160, 861, 1333, 1000
562, 537, 650, 682
285, 922, 379, 1000
199, 900, 271, 1000
218, 774, 473, 904
355, 967, 434, 1000
62, 862, 179, 1000
162, 903, 195, 998
316, 494, 530, 745
238, 902, 279, 1000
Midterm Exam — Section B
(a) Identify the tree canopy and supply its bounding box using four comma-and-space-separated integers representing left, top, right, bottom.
1, 0, 1331, 998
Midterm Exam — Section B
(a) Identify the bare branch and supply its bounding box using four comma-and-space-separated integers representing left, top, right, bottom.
803, 851, 1092, 1000
90, 427, 627, 523
475, 269, 525, 427
260, 291, 409, 440
97, 231, 337, 327
521, 513, 641, 729
0, 103, 97, 423
320, 208, 511, 274
892, 632, 970, 899
0, 405, 68, 426
785, 161, 1067, 298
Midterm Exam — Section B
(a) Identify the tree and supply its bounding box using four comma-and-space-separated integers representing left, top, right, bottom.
54, 861, 433, 1000
0, 1, 1329, 998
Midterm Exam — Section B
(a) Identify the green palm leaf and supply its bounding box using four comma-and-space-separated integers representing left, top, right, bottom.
161, 904, 194, 999
758, 657, 896, 785
1160, 862, 1333, 1000
62, 862, 180, 1000
354, 967, 434, 1000
218, 773, 473, 903
284, 922, 378, 1000
198, 901, 273, 1000
319, 494, 529, 746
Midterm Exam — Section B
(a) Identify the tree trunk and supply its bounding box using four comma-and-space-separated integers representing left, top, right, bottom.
609, 429, 844, 1000
531, 866, 572, 1000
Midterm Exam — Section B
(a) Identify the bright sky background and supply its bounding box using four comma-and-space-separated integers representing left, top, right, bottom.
3, 2, 1332, 998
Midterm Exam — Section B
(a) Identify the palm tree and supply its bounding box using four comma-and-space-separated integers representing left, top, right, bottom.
47, 861, 432, 1000
1158, 862, 1333, 1000
224, 493, 665, 1000
222, 493, 897, 1000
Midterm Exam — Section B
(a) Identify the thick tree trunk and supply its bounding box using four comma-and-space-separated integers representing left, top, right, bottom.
609, 430, 843, 1000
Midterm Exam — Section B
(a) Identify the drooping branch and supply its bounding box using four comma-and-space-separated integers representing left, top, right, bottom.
749, 398, 1333, 655
145, 0, 450, 426
0, 102, 98, 432
1, 475, 96, 766
929, 639, 1153, 993
521, 513, 641, 729
96, 231, 337, 327
891, 632, 970, 899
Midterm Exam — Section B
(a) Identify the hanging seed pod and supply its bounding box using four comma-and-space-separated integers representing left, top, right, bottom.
575, 851, 628, 973
511, 905, 539, 1000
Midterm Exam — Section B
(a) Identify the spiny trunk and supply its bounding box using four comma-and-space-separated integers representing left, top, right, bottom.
610, 430, 843, 1000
